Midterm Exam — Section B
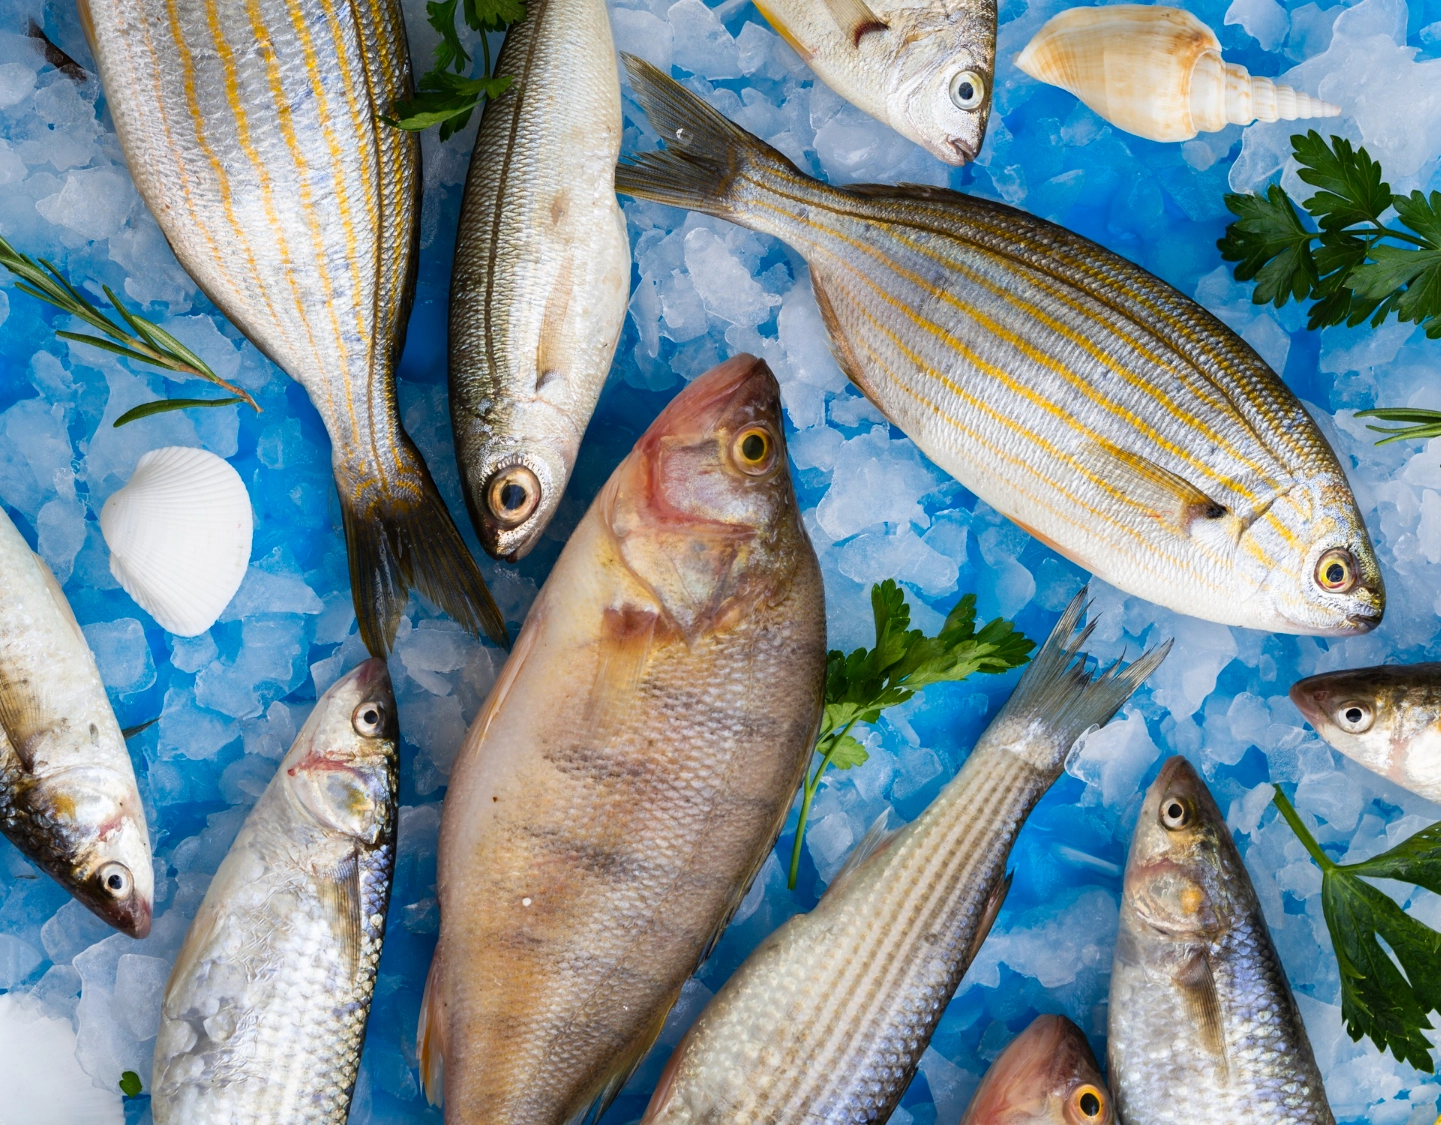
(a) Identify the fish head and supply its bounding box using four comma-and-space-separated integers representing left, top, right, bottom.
607, 354, 802, 635
1248, 481, 1383, 635
468, 443, 570, 562
1123, 757, 1246, 943
959, 1014, 1114, 1125
283, 658, 399, 844
891, 6, 997, 165
1290, 664, 1441, 784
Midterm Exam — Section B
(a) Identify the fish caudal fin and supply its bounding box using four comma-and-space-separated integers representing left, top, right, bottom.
990, 588, 1171, 755
615, 54, 800, 220
339, 445, 510, 657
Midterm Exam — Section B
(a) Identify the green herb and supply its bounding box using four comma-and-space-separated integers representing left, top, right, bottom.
382, 0, 525, 139
1272, 785, 1441, 1072
1219, 131, 1441, 339
113, 396, 245, 428
0, 235, 259, 413
787, 581, 1033, 890
1353, 407, 1441, 449
118, 1071, 143, 1098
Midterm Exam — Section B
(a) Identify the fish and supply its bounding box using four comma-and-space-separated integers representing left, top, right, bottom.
0, 504, 152, 937
448, 0, 629, 561
637, 592, 1169, 1125
419, 354, 827, 1124
1108, 756, 1334, 1125
1290, 664, 1441, 804
151, 658, 398, 1125
958, 1014, 1113, 1125
614, 56, 1385, 637
80, 0, 507, 656
750, 0, 996, 163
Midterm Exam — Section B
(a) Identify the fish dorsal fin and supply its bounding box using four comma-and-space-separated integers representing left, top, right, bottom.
1084, 438, 1234, 537
963, 869, 1013, 967
1175, 947, 1228, 1076
826, 811, 902, 899
590, 603, 660, 728
565, 985, 681, 1125
820, 0, 888, 45
418, 951, 447, 1106
321, 850, 363, 982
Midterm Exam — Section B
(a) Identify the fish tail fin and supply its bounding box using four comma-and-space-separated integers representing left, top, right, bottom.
988, 587, 1171, 758
615, 53, 804, 220
339, 439, 510, 657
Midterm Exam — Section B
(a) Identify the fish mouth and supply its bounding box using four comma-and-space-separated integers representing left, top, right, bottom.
947, 136, 978, 163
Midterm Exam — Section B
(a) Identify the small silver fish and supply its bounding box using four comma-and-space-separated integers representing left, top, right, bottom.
449, 0, 629, 560
151, 658, 398, 1125
1291, 664, 1441, 804
1108, 756, 1334, 1125
958, 1014, 1113, 1125
0, 504, 152, 936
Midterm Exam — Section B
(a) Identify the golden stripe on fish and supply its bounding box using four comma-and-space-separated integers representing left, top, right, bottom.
616, 57, 1382, 636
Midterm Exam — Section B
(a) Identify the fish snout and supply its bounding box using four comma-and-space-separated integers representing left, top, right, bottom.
947, 135, 979, 163
645, 354, 777, 442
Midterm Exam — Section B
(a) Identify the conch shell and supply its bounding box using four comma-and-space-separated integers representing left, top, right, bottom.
1015, 5, 1341, 142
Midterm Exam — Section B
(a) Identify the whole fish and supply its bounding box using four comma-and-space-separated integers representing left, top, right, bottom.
0, 504, 152, 937
958, 1014, 1113, 1125
151, 658, 398, 1125
1108, 756, 1334, 1125
638, 593, 1168, 1125
1291, 664, 1441, 803
449, 0, 629, 560
421, 355, 826, 1124
80, 0, 506, 656
754, 0, 995, 163
615, 56, 1384, 637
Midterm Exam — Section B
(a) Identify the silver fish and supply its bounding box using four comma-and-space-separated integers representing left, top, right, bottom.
958, 1014, 1113, 1125
1108, 756, 1334, 1125
614, 56, 1384, 636
151, 658, 398, 1125
638, 593, 1167, 1125
80, 0, 507, 655
1291, 664, 1441, 804
449, 0, 629, 560
0, 504, 152, 936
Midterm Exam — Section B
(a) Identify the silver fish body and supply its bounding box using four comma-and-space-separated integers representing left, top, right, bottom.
449, 0, 629, 560
615, 58, 1383, 636
1108, 756, 1334, 1125
81, 0, 505, 655
639, 594, 1167, 1125
151, 659, 398, 1125
754, 0, 996, 163
958, 1014, 1113, 1125
1290, 664, 1441, 804
0, 504, 152, 936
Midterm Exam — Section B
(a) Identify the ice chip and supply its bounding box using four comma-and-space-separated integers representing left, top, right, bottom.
0, 992, 124, 1124
668, 0, 742, 78
82, 618, 157, 697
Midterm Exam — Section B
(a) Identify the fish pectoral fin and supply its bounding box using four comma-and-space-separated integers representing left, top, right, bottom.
811, 270, 881, 409
1085, 438, 1232, 536
320, 850, 364, 982
418, 952, 446, 1106
963, 869, 1013, 968
590, 603, 660, 726
566, 985, 682, 1125
819, 0, 888, 44
0, 678, 44, 771
1175, 947, 1228, 1074
826, 810, 902, 899
536, 253, 576, 394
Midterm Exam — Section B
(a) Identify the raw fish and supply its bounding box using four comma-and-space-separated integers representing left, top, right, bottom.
1108, 756, 1334, 1125
638, 592, 1167, 1125
151, 659, 398, 1125
615, 56, 1384, 637
958, 1014, 1113, 1124
421, 354, 827, 1124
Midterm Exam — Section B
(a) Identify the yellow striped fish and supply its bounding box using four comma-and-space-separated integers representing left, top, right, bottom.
615, 57, 1384, 636
80, 0, 507, 655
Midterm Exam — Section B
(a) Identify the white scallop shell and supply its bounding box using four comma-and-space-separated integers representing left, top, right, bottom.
101, 446, 254, 637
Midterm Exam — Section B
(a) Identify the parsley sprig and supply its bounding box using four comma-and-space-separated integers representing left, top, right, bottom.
1219, 131, 1441, 339
1272, 786, 1441, 1072
788, 581, 1033, 889
382, 0, 525, 140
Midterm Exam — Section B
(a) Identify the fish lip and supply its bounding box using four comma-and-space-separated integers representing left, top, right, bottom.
947, 136, 978, 163
92, 893, 152, 939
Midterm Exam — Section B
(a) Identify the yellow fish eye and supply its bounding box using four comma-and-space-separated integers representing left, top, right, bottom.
949, 70, 985, 111
486, 464, 542, 528
1315, 548, 1357, 593
1069, 1083, 1107, 1121
733, 427, 776, 475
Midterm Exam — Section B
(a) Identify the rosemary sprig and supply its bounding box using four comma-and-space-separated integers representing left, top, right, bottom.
1355, 407, 1441, 447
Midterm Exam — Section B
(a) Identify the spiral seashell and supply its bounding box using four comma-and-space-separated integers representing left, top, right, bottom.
101, 446, 253, 637
1015, 5, 1341, 143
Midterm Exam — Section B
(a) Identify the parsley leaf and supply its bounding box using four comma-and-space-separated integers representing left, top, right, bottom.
1218, 185, 1318, 308
119, 1071, 144, 1098
1292, 131, 1392, 231
1273, 787, 1441, 1072
787, 581, 1033, 889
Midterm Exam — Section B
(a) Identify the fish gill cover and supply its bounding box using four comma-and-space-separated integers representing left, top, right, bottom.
0, 0, 1440, 1121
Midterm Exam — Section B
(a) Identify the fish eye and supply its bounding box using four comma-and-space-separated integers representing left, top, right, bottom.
1160, 796, 1191, 831
949, 70, 985, 111
485, 465, 541, 528
353, 700, 387, 737
1335, 700, 1373, 734
1315, 548, 1357, 593
1071, 1083, 1106, 1120
97, 862, 133, 899
732, 426, 777, 476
